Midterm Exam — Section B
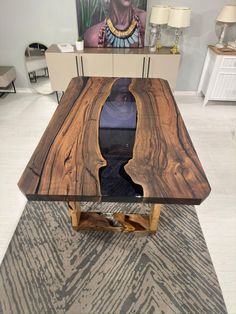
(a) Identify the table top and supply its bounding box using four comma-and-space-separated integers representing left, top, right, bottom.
18, 77, 210, 204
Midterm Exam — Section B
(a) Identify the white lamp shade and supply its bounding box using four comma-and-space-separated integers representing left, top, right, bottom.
216, 5, 236, 23
150, 6, 170, 25
168, 7, 191, 28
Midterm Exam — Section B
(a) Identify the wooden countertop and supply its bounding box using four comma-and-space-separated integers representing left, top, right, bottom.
46, 44, 179, 55
209, 45, 236, 55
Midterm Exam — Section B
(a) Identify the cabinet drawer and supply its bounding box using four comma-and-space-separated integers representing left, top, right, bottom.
46, 53, 78, 91
80, 53, 113, 77
221, 57, 236, 69
212, 72, 236, 99
148, 54, 180, 90
113, 54, 145, 78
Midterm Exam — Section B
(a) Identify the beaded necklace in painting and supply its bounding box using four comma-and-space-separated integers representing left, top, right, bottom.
98, 14, 142, 48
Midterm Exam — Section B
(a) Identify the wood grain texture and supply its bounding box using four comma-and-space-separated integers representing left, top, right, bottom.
18, 77, 87, 194
77, 212, 152, 233
68, 202, 81, 230
149, 204, 161, 232
18, 77, 210, 204
19, 77, 116, 201
125, 79, 211, 204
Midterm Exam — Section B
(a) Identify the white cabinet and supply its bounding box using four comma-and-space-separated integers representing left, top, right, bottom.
46, 47, 113, 91
113, 49, 180, 89
46, 45, 181, 92
198, 46, 236, 105
147, 54, 180, 89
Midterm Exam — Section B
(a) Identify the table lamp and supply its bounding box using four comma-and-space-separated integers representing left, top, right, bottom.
149, 5, 170, 52
168, 7, 191, 54
215, 5, 236, 48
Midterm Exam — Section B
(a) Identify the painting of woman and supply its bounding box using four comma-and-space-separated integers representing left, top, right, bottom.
76, 0, 147, 48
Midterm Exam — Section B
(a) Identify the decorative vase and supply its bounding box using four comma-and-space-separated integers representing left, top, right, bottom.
76, 40, 84, 51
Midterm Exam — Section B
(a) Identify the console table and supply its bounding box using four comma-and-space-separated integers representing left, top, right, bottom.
45, 45, 180, 92
198, 45, 236, 105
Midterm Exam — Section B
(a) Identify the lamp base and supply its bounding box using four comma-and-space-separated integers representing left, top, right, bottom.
170, 45, 180, 54
149, 24, 158, 52
170, 28, 181, 54
149, 24, 163, 53
156, 40, 162, 51
215, 24, 228, 50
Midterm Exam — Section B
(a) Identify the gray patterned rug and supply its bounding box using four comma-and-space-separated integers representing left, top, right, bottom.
0, 202, 227, 314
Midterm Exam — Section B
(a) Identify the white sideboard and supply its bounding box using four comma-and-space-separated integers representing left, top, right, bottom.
46, 45, 181, 92
198, 46, 236, 106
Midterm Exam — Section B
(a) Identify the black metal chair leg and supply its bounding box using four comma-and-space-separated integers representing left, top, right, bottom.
0, 80, 16, 96
12, 81, 16, 93
55, 91, 59, 104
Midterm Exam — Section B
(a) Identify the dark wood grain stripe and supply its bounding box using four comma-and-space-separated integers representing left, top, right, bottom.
18, 77, 87, 195
37, 77, 116, 200
0, 202, 227, 314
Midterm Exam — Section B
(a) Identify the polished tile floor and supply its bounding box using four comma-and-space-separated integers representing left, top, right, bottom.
0, 92, 235, 313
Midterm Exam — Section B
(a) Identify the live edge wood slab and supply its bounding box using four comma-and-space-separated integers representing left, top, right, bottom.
18, 77, 211, 233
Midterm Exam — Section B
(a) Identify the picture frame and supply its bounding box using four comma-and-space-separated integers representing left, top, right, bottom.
75, 0, 147, 48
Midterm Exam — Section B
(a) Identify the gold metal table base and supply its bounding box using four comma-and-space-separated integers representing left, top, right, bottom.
68, 202, 161, 233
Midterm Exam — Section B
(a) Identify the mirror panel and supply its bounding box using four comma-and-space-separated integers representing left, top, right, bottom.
25, 43, 53, 94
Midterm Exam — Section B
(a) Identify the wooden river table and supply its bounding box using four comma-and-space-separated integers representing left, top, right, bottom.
18, 77, 211, 233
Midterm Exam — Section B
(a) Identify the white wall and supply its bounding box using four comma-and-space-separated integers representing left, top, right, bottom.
0, 0, 236, 91
0, 0, 77, 89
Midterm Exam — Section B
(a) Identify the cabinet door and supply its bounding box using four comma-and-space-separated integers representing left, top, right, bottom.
80, 53, 113, 77
147, 54, 181, 90
46, 52, 79, 91
211, 72, 236, 100
113, 54, 146, 78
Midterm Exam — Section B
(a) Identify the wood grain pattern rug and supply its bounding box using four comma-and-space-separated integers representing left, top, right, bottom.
0, 202, 227, 314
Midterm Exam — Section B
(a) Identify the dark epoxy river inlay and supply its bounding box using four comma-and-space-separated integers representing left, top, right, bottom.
99, 78, 143, 198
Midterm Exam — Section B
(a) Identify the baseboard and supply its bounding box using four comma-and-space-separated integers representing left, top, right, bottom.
15, 88, 36, 93
173, 91, 198, 96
